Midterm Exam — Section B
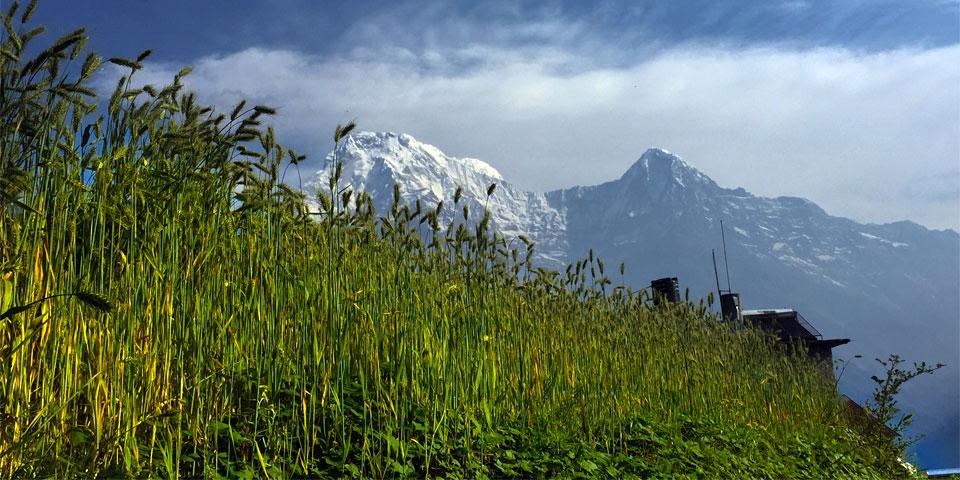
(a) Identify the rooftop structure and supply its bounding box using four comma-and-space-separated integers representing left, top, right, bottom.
742, 308, 850, 368
928, 467, 960, 478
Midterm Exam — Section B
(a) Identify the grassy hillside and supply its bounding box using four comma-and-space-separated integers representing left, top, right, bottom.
0, 6, 909, 478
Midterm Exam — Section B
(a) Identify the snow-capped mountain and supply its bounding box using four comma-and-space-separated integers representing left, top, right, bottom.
305, 132, 567, 264
305, 132, 959, 467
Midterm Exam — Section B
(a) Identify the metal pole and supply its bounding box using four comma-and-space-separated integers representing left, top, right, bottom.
721, 219, 732, 292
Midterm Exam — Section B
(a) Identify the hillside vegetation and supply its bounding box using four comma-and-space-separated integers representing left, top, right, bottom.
0, 5, 909, 478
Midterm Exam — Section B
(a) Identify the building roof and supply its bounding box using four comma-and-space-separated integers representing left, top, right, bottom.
742, 308, 824, 340
742, 308, 795, 315
927, 467, 960, 477
804, 338, 850, 348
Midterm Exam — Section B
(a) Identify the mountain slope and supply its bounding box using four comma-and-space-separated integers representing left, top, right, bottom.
306, 132, 959, 468
549, 147, 959, 468
305, 132, 568, 265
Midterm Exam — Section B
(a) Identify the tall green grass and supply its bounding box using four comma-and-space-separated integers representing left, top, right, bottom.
0, 4, 904, 478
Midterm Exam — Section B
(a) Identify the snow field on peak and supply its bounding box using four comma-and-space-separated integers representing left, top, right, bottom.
304, 132, 568, 265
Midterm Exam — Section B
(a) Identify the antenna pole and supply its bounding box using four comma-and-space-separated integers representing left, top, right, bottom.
721, 219, 732, 292
712, 249, 723, 296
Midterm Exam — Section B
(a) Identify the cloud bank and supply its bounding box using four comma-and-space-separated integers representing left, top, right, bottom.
107, 40, 960, 230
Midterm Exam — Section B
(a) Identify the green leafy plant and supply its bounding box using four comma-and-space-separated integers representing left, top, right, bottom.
866, 354, 944, 453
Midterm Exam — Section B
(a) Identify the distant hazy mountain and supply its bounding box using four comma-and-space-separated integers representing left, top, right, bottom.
305, 132, 959, 468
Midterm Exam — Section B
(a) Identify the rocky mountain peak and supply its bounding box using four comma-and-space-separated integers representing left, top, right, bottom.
306, 131, 569, 266
620, 148, 717, 193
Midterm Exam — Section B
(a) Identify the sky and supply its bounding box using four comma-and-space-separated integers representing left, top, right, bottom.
31, 0, 960, 230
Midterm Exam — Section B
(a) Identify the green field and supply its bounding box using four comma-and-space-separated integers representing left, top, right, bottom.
0, 4, 912, 478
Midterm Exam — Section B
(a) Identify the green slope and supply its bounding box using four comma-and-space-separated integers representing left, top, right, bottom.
0, 5, 910, 478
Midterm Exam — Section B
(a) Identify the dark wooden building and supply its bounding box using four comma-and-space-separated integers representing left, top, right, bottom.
741, 308, 850, 374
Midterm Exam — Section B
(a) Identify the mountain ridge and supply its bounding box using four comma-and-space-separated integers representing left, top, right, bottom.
304, 131, 959, 468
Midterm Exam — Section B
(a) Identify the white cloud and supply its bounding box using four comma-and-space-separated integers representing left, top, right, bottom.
104, 41, 960, 230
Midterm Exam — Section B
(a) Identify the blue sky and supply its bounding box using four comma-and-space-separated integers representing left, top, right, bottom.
34, 0, 960, 230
